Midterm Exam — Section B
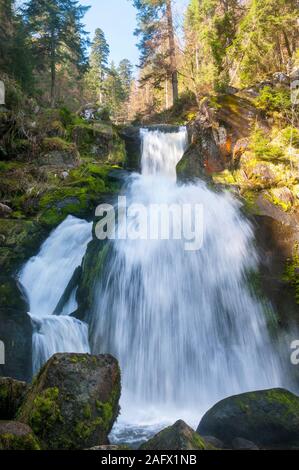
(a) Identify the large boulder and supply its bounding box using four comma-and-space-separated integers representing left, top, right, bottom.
0, 421, 40, 450
17, 353, 121, 450
197, 388, 299, 449
0, 377, 29, 419
39, 137, 80, 167
140, 420, 215, 451
0, 277, 32, 382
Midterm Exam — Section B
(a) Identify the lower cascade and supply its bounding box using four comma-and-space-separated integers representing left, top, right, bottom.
89, 128, 284, 443
19, 128, 286, 444
19, 215, 92, 373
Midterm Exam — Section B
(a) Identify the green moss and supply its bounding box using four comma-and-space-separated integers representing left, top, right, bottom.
241, 190, 260, 214
254, 86, 292, 114
83, 404, 92, 419
190, 432, 210, 450
266, 190, 292, 212
42, 137, 76, 152
249, 126, 285, 162
0, 432, 40, 450
212, 169, 236, 185
26, 387, 63, 436
283, 244, 299, 304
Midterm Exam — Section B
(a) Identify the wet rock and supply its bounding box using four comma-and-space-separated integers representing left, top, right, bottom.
197, 388, 299, 449
18, 353, 121, 450
202, 435, 225, 449
39, 149, 80, 167
232, 437, 259, 450
271, 187, 294, 208
272, 72, 289, 84
0, 278, 32, 382
119, 126, 141, 171
140, 420, 216, 450
0, 203, 12, 217
0, 421, 40, 450
76, 236, 110, 321
0, 377, 29, 419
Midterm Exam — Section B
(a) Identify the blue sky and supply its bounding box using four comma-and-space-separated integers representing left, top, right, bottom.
79, 0, 189, 68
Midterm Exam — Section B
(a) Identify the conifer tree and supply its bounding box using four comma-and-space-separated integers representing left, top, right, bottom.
23, 0, 89, 106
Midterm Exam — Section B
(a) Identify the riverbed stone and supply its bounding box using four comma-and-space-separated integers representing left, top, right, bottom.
0, 377, 29, 419
17, 353, 121, 450
197, 388, 299, 449
140, 420, 216, 450
0, 421, 40, 450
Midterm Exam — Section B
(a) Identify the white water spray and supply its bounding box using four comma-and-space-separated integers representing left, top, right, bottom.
90, 127, 283, 444
19, 215, 92, 373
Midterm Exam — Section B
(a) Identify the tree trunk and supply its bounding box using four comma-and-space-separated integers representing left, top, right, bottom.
50, 31, 56, 108
166, 0, 178, 105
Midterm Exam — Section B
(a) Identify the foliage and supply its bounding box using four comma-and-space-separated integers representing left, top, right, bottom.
249, 126, 285, 161
254, 86, 292, 113
283, 244, 299, 304
22, 0, 90, 106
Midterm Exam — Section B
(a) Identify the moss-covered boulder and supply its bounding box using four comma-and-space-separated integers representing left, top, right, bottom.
197, 388, 299, 449
0, 218, 46, 275
18, 353, 121, 450
38, 163, 121, 229
71, 122, 126, 164
140, 420, 216, 451
39, 137, 80, 167
0, 377, 29, 419
0, 421, 40, 450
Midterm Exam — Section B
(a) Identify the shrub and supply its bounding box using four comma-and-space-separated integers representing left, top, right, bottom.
254, 86, 291, 113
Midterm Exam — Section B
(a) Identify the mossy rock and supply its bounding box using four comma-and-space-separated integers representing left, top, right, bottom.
38, 163, 121, 229
17, 353, 121, 450
0, 218, 46, 274
39, 137, 80, 167
76, 236, 110, 320
0, 421, 40, 450
0, 377, 29, 420
197, 388, 299, 449
140, 420, 216, 450
71, 122, 126, 164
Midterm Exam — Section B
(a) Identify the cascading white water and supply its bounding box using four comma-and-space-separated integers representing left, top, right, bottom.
90, 127, 283, 444
19, 215, 92, 373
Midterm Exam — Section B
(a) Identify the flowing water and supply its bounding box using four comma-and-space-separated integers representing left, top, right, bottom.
19, 127, 284, 446
19, 215, 92, 373
90, 127, 283, 446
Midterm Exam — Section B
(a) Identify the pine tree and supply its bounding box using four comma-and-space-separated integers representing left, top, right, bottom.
0, 1, 33, 91
132, 0, 179, 106
85, 28, 110, 104
23, 0, 89, 107
118, 59, 133, 100
227, 0, 299, 86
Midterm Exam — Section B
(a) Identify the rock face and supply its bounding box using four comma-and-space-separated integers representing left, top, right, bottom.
177, 93, 263, 179
18, 353, 121, 450
197, 388, 299, 449
140, 420, 215, 451
0, 421, 40, 450
0, 377, 29, 419
0, 278, 32, 382
119, 126, 141, 171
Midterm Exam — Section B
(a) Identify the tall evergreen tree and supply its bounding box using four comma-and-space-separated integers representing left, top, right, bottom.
0, 1, 33, 90
85, 28, 110, 104
23, 0, 89, 107
132, 0, 179, 106
118, 58, 133, 100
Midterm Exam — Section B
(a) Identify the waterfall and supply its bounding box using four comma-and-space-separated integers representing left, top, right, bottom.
19, 215, 92, 373
90, 127, 283, 444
